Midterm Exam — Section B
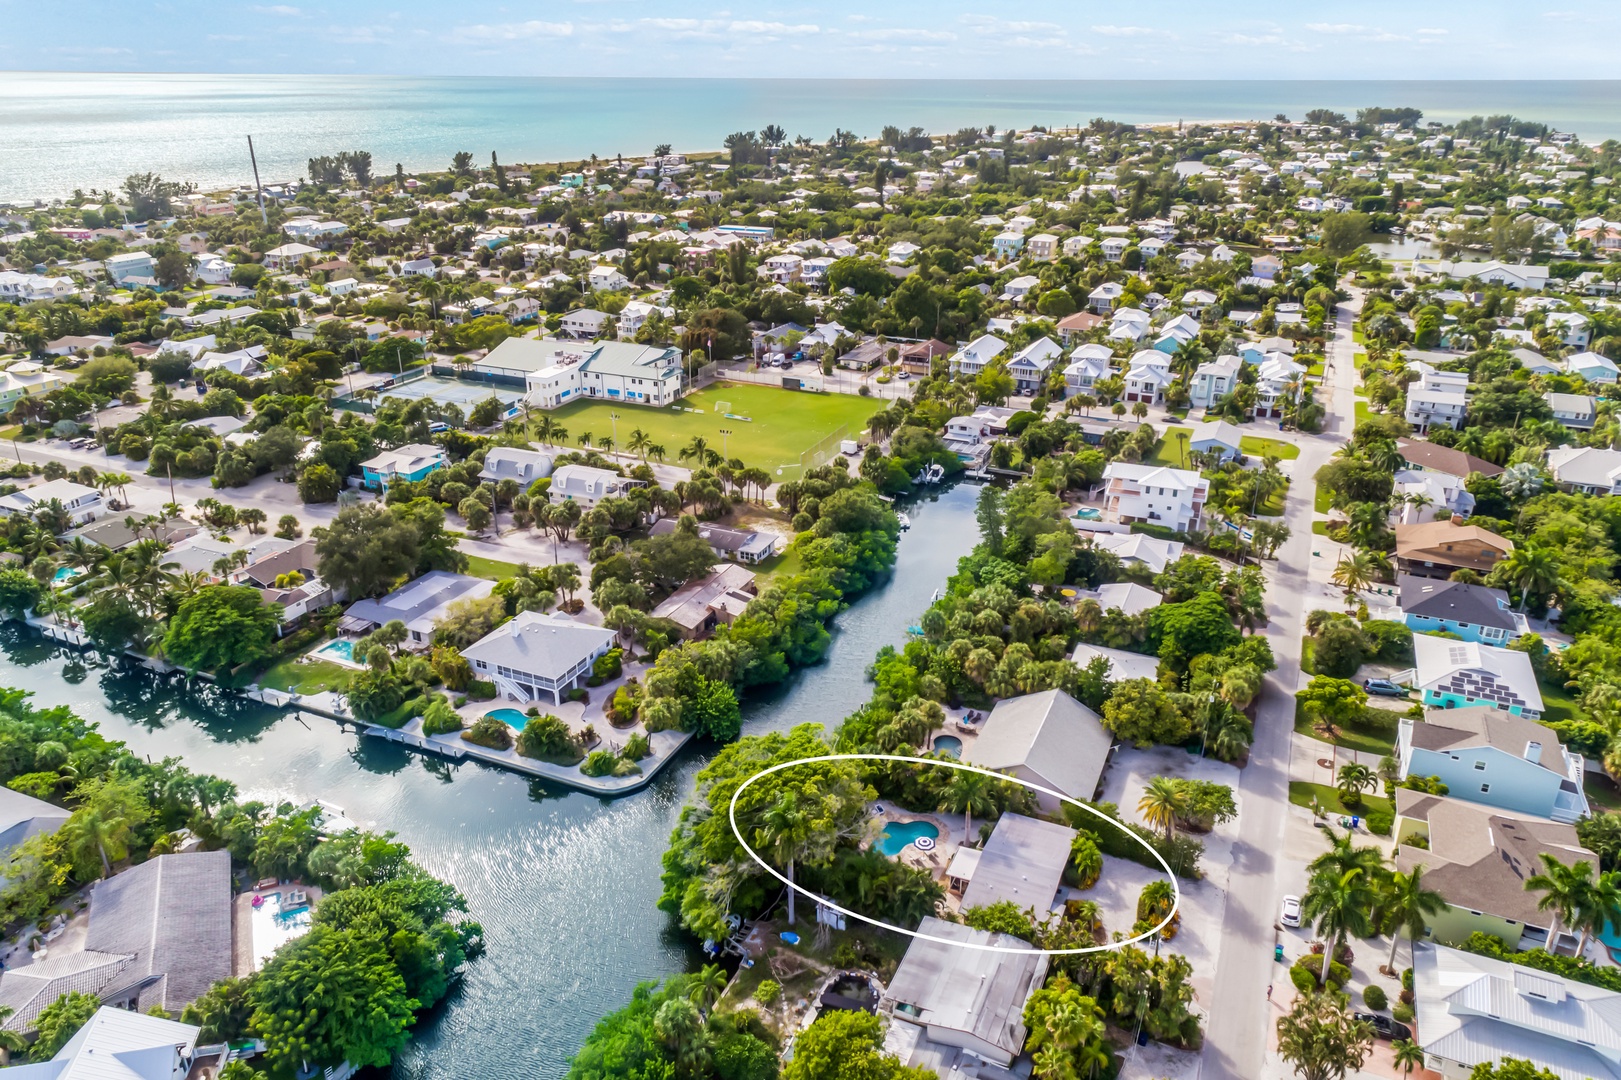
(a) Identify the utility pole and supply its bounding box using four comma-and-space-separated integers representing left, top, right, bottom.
247, 135, 268, 228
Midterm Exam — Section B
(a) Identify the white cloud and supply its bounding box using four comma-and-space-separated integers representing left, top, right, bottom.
961, 15, 1064, 34
1305, 23, 1364, 33
452, 20, 575, 42
857, 27, 958, 42
251, 5, 303, 15
728, 21, 819, 35
1091, 25, 1157, 36
1416, 27, 1448, 35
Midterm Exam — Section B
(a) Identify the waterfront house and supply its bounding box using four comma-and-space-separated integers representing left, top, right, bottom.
0, 851, 231, 1032
234, 538, 334, 628
1395, 791, 1591, 950
1409, 638, 1545, 720
1547, 446, 1621, 495
963, 689, 1111, 813
648, 518, 777, 564
479, 447, 554, 486
360, 444, 447, 491
883, 917, 1047, 1069
1411, 941, 1621, 1080
1395, 519, 1513, 579
1098, 462, 1208, 532
1399, 575, 1528, 644
462, 610, 618, 704
0, 479, 103, 529
344, 571, 495, 649
649, 563, 758, 639
954, 813, 1076, 913
0, 787, 70, 875
549, 464, 645, 508
1085, 531, 1184, 574
3, 1007, 213, 1080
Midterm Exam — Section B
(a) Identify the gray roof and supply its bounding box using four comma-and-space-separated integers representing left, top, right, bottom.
580, 341, 681, 379
1414, 942, 1621, 1080
345, 571, 494, 637
1398, 575, 1519, 632
963, 689, 1111, 802
1409, 706, 1557, 759
958, 813, 1076, 915
0, 852, 231, 1030
1544, 392, 1596, 421
462, 610, 617, 679
648, 518, 777, 557
884, 917, 1048, 1061
8, 1006, 201, 1079
479, 447, 554, 485
0, 786, 69, 854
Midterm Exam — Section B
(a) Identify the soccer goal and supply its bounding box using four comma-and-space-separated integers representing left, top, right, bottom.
712, 400, 732, 414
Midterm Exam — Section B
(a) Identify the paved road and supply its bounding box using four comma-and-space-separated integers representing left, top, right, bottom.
1201, 286, 1363, 1078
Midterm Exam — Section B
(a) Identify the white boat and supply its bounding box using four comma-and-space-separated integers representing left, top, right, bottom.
896, 512, 911, 530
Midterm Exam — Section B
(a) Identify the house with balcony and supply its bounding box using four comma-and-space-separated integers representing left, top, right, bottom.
948, 334, 1007, 378
1547, 446, 1621, 495
992, 231, 1025, 259
1407, 638, 1545, 720
1395, 519, 1513, 579
1251, 355, 1306, 419
1398, 705, 1579, 819
1007, 337, 1061, 395
1025, 233, 1057, 261
1099, 237, 1128, 263
1406, 386, 1469, 432
1087, 282, 1124, 314
463, 611, 618, 705
360, 444, 447, 491
549, 464, 645, 507
1121, 351, 1171, 404
1098, 462, 1208, 532
1565, 350, 1620, 385
1188, 355, 1240, 408
1063, 345, 1113, 396
104, 251, 155, 287
0, 479, 103, 529
1395, 793, 1592, 950
1399, 576, 1528, 644
0, 362, 66, 417
1544, 392, 1596, 430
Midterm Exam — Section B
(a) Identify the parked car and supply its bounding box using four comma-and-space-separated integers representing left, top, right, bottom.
1364, 678, 1407, 697
1354, 1013, 1413, 1041
1280, 894, 1302, 928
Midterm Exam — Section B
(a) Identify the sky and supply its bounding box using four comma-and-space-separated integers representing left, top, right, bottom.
0, 1, 1613, 79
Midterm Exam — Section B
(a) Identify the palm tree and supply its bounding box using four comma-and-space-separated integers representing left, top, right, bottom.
1137, 776, 1187, 841
1381, 865, 1447, 974
627, 428, 652, 461
756, 792, 812, 925
679, 436, 711, 466
1301, 866, 1376, 985
938, 770, 997, 841
534, 416, 566, 447
1526, 853, 1594, 953
1335, 763, 1377, 804
577, 430, 593, 449
0, 1005, 25, 1064
63, 799, 132, 878
1493, 543, 1562, 613
1499, 461, 1544, 501
688, 963, 728, 1014
1331, 552, 1379, 606
648, 443, 668, 463
1391, 1039, 1425, 1076
1574, 868, 1621, 957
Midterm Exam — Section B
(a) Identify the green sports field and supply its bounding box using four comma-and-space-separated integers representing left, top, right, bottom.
539, 382, 884, 473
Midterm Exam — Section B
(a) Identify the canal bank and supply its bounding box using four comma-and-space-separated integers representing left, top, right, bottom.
0, 480, 982, 1080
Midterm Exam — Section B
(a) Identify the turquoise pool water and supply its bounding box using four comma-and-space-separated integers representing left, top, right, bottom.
314, 639, 355, 662
877, 820, 939, 856
487, 708, 530, 730
52, 567, 81, 583
932, 735, 963, 758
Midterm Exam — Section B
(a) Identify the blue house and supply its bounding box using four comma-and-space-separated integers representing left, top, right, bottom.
1410, 634, 1544, 720
1399, 575, 1528, 645
1398, 706, 1587, 822
992, 231, 1025, 259
360, 443, 447, 491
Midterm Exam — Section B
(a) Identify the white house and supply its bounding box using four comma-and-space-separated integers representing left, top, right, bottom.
1188, 419, 1244, 461
1086, 531, 1185, 573
560, 309, 611, 339
1188, 355, 1241, 408
479, 447, 554, 486
513, 339, 684, 410
1087, 282, 1125, 313
1406, 386, 1469, 433
1547, 446, 1621, 495
549, 463, 645, 507
1099, 462, 1208, 532
1000, 274, 1041, 303
462, 610, 618, 705
0, 479, 103, 529
1063, 348, 1113, 396
587, 265, 631, 292
262, 242, 319, 270
193, 253, 234, 285
1121, 351, 1172, 404
948, 334, 1007, 377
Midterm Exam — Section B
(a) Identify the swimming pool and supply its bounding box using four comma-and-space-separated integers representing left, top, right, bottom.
486, 708, 531, 730
876, 820, 939, 857
931, 735, 963, 758
249, 890, 314, 970
314, 639, 355, 662
52, 567, 82, 583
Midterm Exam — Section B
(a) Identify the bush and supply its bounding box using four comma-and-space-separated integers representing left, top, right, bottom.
623, 732, 651, 761
461, 715, 513, 750
1402, 967, 1414, 992
1362, 985, 1388, 1011
467, 678, 496, 700
420, 698, 463, 736
581, 750, 618, 777
592, 647, 624, 682
1289, 964, 1320, 995
1365, 810, 1393, 836
1293, 953, 1350, 989
516, 714, 576, 760
754, 979, 781, 1006
1391, 1003, 1414, 1023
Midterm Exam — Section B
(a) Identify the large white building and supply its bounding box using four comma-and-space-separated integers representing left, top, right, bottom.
1098, 462, 1209, 532
476, 338, 685, 410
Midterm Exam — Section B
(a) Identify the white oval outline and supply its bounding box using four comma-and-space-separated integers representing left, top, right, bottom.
727, 752, 1181, 955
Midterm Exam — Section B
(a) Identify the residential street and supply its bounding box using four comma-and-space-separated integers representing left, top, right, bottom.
1201, 286, 1363, 1079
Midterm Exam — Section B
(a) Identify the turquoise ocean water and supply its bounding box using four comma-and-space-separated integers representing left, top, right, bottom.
3, 75, 1621, 203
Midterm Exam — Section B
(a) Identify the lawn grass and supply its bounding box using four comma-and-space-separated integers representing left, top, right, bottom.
1240, 435, 1300, 460
1147, 426, 1193, 468
1586, 774, 1621, 813
257, 656, 354, 696
1294, 700, 1401, 757
1301, 637, 1316, 675
465, 554, 522, 580
540, 382, 884, 473
752, 544, 804, 587
1314, 484, 1332, 514
1352, 329, 1366, 345
1354, 400, 1372, 427
1538, 676, 1583, 725
1312, 521, 1329, 536
1256, 486, 1287, 517
1289, 781, 1395, 822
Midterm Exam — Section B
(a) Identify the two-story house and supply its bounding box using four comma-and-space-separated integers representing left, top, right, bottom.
1025, 233, 1057, 261
1063, 345, 1113, 397
462, 611, 618, 705
1188, 355, 1241, 408
948, 334, 1008, 378
1543, 392, 1597, 430
1121, 351, 1172, 404
1007, 337, 1061, 396
1395, 519, 1514, 579
549, 464, 645, 508
1564, 350, 1620, 385
1397, 705, 1581, 820
1408, 637, 1546, 720
360, 444, 447, 491
1406, 386, 1469, 432
1098, 462, 1208, 532
1087, 282, 1124, 314
1399, 576, 1528, 644
0, 479, 103, 530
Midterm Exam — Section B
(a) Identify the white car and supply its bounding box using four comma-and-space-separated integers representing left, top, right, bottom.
1280, 894, 1302, 928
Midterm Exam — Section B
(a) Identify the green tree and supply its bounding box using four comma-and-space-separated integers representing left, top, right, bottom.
160, 585, 280, 674
314, 504, 420, 598
1102, 679, 1192, 747
1467, 1062, 1561, 1080
30, 991, 100, 1062
783, 1010, 933, 1080
1302, 868, 1377, 986
1275, 990, 1373, 1080
298, 462, 342, 503
61, 777, 149, 878
1137, 776, 1189, 841
1381, 864, 1447, 974
1525, 854, 1595, 952
181, 977, 254, 1043
938, 770, 997, 839
1298, 677, 1368, 739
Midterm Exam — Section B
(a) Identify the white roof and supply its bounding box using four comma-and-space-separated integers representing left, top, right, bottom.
1102, 461, 1203, 490
1547, 446, 1621, 487
1086, 531, 1185, 572
461, 610, 616, 679
1188, 419, 1244, 450
1070, 642, 1160, 682
1413, 635, 1544, 714
1091, 582, 1163, 616
3, 1006, 199, 1080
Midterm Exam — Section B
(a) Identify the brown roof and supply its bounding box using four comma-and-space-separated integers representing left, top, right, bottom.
1397, 438, 1504, 478
1396, 791, 1591, 927
1057, 312, 1107, 332
1408, 707, 1561, 761
240, 539, 320, 588
1395, 520, 1514, 570
899, 338, 952, 359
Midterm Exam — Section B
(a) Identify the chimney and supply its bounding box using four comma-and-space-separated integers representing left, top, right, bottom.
1525, 740, 1542, 765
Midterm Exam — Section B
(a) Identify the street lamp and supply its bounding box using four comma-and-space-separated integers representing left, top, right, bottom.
719, 427, 732, 458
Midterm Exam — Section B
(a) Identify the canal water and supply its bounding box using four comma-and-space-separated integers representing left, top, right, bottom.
0, 481, 981, 1079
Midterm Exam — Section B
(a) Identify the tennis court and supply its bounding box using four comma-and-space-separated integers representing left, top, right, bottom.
375, 375, 525, 411
539, 382, 883, 473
